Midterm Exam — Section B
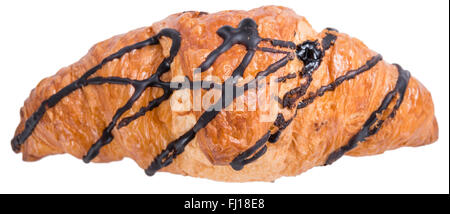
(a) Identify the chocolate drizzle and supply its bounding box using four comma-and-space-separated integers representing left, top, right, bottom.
325, 64, 410, 165
11, 29, 181, 153
230, 131, 271, 170
268, 113, 296, 143
321, 33, 337, 51
297, 54, 383, 110
325, 27, 339, 33
276, 73, 297, 83
261, 38, 297, 50
230, 31, 338, 170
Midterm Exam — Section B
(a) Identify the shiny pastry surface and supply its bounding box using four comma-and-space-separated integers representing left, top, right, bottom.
12, 6, 438, 182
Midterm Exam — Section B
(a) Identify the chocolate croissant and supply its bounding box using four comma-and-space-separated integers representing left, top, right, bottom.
11, 6, 438, 182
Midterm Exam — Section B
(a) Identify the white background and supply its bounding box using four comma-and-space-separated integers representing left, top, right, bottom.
0, 0, 448, 193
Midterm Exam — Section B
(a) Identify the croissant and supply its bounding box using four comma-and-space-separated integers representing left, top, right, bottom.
11, 6, 438, 182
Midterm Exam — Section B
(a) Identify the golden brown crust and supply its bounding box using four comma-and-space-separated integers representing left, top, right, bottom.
13, 6, 438, 182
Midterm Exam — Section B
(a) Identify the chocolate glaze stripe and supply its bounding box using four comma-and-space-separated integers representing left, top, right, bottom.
282, 74, 313, 108
256, 47, 292, 55
325, 64, 411, 165
197, 18, 261, 74
322, 33, 337, 51
268, 112, 296, 143
365, 64, 410, 136
117, 91, 172, 129
276, 73, 297, 83
297, 54, 383, 109
10, 29, 176, 152
261, 38, 297, 50
229, 30, 338, 170
325, 27, 339, 32
230, 131, 271, 170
